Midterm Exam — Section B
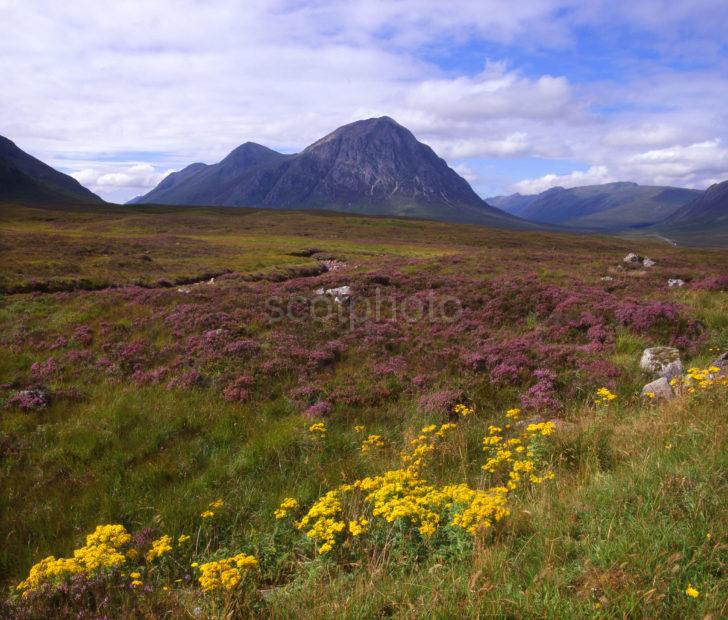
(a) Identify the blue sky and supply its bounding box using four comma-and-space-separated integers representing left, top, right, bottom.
1, 0, 727, 203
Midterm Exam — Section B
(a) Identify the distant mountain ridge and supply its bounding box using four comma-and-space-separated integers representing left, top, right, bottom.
0, 136, 103, 204
130, 117, 526, 228
488, 181, 700, 230
663, 180, 728, 225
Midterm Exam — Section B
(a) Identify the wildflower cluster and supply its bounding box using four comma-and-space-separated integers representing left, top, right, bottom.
274, 497, 300, 520
482, 410, 556, 489
16, 525, 132, 594
145, 534, 173, 562
283, 406, 555, 554
594, 387, 617, 406
308, 422, 327, 437
197, 554, 258, 592
200, 498, 224, 519
454, 403, 474, 417
360, 434, 384, 453
672, 366, 728, 394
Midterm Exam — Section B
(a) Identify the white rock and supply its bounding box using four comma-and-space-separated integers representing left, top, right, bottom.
667, 278, 685, 288
640, 346, 683, 379
643, 257, 656, 267
623, 253, 642, 263
642, 377, 674, 400
177, 287, 191, 294
315, 285, 353, 304
601, 276, 614, 282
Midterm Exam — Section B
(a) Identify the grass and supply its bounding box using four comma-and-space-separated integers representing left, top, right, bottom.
1, 201, 727, 617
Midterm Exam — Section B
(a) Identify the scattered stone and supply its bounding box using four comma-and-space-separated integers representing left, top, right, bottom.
667, 278, 685, 288
640, 346, 683, 379
642, 377, 674, 400
600, 276, 614, 282
315, 285, 352, 304
623, 253, 655, 268
177, 287, 191, 294
711, 351, 728, 376
319, 259, 347, 272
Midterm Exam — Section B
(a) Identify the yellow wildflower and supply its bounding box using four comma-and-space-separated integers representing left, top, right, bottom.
308, 422, 327, 436
274, 497, 300, 519
178, 534, 191, 544
200, 510, 215, 519
360, 434, 385, 453
685, 585, 699, 598
145, 534, 173, 562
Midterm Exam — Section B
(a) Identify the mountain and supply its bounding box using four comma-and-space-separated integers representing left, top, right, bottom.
489, 182, 700, 230
662, 180, 728, 225
130, 117, 525, 227
0, 135, 102, 204
487, 193, 539, 217
654, 180, 728, 246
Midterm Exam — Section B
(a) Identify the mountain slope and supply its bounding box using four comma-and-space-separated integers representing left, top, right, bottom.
0, 135, 102, 204
487, 193, 539, 217
662, 180, 728, 225
655, 180, 728, 246
131, 117, 525, 227
490, 182, 699, 230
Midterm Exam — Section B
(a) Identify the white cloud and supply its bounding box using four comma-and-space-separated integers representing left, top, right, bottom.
71, 164, 175, 193
513, 166, 615, 194
0, 0, 727, 200
453, 164, 477, 183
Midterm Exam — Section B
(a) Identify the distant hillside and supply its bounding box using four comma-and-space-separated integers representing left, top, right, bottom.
489, 182, 699, 230
0, 136, 102, 204
487, 193, 539, 217
655, 180, 728, 246
131, 117, 528, 228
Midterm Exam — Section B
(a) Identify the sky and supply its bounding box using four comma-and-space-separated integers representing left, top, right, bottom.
1, 0, 728, 203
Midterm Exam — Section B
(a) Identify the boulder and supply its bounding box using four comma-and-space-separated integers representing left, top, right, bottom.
622, 253, 655, 268
642, 377, 674, 400
640, 346, 683, 379
315, 285, 352, 305
667, 278, 685, 288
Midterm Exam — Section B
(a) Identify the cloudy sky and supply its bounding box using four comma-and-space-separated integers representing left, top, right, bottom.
1, 0, 727, 203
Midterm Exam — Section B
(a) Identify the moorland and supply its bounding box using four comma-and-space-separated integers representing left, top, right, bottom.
1, 201, 727, 618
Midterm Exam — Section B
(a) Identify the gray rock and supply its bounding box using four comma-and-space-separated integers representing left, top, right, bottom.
642, 257, 656, 267
712, 351, 728, 376
640, 346, 683, 379
623, 252, 642, 264
315, 285, 353, 305
600, 276, 614, 282
642, 377, 674, 400
667, 278, 685, 288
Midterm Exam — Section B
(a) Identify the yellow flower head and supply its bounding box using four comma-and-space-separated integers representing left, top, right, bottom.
274, 497, 300, 519
308, 422, 327, 436
685, 585, 699, 598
